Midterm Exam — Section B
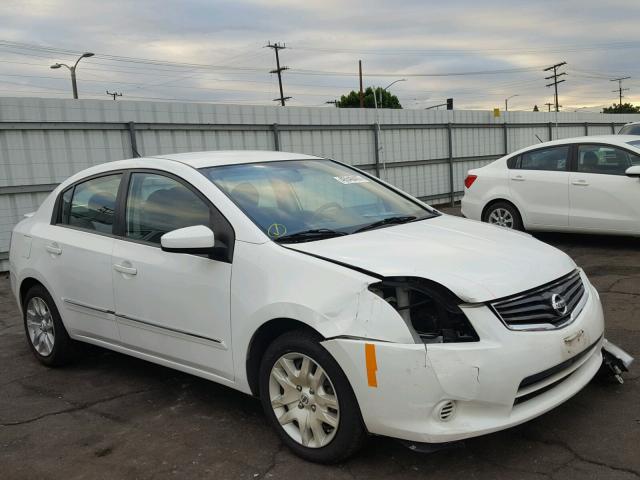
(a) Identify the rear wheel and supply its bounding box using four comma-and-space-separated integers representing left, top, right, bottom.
23, 285, 76, 366
259, 330, 366, 463
483, 201, 523, 231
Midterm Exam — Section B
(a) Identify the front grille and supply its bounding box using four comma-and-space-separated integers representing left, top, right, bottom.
490, 270, 586, 331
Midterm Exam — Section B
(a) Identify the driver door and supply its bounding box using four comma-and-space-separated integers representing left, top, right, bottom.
112, 171, 235, 380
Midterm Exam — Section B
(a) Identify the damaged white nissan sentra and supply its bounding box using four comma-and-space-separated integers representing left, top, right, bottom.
9, 151, 633, 463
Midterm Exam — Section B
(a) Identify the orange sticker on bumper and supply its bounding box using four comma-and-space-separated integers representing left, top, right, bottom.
365, 343, 378, 387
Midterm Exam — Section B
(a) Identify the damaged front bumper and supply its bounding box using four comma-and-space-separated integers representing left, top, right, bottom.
321, 280, 633, 444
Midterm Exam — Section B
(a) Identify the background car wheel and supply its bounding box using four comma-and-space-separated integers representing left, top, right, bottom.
483, 201, 523, 230
23, 284, 76, 366
259, 329, 366, 463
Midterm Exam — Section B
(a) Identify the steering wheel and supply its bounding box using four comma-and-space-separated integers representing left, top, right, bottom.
311, 202, 344, 220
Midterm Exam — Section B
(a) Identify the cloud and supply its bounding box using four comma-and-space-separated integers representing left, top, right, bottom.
0, 0, 638, 109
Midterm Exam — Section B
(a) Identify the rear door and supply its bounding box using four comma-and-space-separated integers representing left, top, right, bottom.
508, 145, 571, 227
45, 173, 123, 341
569, 143, 640, 234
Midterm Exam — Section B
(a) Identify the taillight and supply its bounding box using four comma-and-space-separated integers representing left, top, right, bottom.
464, 174, 477, 189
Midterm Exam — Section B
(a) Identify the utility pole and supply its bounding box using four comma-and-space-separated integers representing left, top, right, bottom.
544, 61, 567, 112
544, 102, 554, 112
106, 90, 122, 101
610, 76, 630, 106
358, 60, 364, 108
266, 42, 290, 106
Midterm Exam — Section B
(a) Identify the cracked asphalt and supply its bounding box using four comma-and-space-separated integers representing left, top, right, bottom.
1, 207, 639, 479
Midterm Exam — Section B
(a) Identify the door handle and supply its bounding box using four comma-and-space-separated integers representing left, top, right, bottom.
511, 176, 525, 181
572, 180, 589, 186
45, 243, 62, 255
113, 263, 137, 275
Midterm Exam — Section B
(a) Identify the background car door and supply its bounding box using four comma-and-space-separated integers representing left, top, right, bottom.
45, 173, 122, 341
112, 171, 234, 380
508, 145, 571, 227
569, 144, 640, 234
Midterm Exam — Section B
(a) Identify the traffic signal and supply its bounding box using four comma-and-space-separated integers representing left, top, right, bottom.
446, 98, 453, 110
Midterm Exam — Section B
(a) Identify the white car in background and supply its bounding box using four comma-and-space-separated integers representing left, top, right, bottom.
9, 151, 632, 463
462, 135, 640, 235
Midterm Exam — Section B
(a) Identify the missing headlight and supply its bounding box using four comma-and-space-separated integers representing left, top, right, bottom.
369, 277, 479, 344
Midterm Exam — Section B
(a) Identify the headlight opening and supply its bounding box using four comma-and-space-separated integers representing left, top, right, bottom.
369, 277, 479, 344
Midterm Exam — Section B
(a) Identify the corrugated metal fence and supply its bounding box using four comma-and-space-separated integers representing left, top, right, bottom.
2, 96, 640, 270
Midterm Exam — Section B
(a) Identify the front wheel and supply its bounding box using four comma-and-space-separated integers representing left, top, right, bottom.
483, 201, 523, 230
259, 330, 366, 463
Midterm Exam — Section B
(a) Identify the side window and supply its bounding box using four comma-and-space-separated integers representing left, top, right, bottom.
577, 145, 640, 176
126, 173, 210, 244
519, 146, 569, 172
64, 174, 121, 234
506, 156, 519, 169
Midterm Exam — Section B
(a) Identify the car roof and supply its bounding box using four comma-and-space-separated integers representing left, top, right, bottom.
509, 134, 640, 157
149, 150, 325, 169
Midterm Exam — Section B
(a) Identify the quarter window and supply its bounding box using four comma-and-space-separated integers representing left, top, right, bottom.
64, 174, 121, 234
519, 146, 569, 172
125, 173, 210, 244
577, 145, 640, 176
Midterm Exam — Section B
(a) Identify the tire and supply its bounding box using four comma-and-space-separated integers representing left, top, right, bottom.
483, 201, 523, 231
259, 329, 366, 463
22, 284, 76, 366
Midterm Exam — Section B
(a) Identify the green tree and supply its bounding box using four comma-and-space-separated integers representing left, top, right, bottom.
602, 103, 640, 113
533, 105, 539, 112
337, 87, 402, 109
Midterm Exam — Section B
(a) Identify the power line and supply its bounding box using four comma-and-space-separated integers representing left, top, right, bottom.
544, 61, 567, 112
266, 42, 291, 106
610, 76, 631, 105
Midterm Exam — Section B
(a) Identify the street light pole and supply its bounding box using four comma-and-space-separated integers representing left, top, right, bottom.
505, 94, 519, 111
50, 52, 94, 99
379, 78, 407, 106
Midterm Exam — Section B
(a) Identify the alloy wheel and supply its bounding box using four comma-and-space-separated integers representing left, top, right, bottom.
488, 208, 515, 228
26, 297, 55, 356
268, 352, 340, 448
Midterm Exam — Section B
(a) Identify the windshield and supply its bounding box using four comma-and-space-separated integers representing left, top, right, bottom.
200, 160, 435, 241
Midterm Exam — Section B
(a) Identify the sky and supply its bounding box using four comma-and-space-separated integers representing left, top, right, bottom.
1, 0, 640, 111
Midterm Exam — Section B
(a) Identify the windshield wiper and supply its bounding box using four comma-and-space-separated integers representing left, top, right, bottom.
274, 228, 348, 244
353, 215, 417, 233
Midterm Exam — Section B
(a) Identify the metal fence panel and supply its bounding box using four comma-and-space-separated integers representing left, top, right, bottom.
2, 96, 640, 270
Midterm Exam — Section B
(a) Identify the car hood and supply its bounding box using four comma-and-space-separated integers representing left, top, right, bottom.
286, 214, 576, 303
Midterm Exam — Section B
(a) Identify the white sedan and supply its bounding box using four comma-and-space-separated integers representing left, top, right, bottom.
462, 135, 640, 234
9, 150, 631, 463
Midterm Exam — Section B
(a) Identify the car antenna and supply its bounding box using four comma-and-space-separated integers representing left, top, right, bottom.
534, 134, 543, 143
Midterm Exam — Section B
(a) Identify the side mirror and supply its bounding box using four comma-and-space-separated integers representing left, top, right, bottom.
161, 225, 215, 254
625, 166, 640, 178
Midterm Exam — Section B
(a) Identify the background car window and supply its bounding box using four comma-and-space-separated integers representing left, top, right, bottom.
619, 124, 640, 135
66, 174, 121, 233
126, 173, 210, 244
519, 146, 569, 171
577, 145, 640, 175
